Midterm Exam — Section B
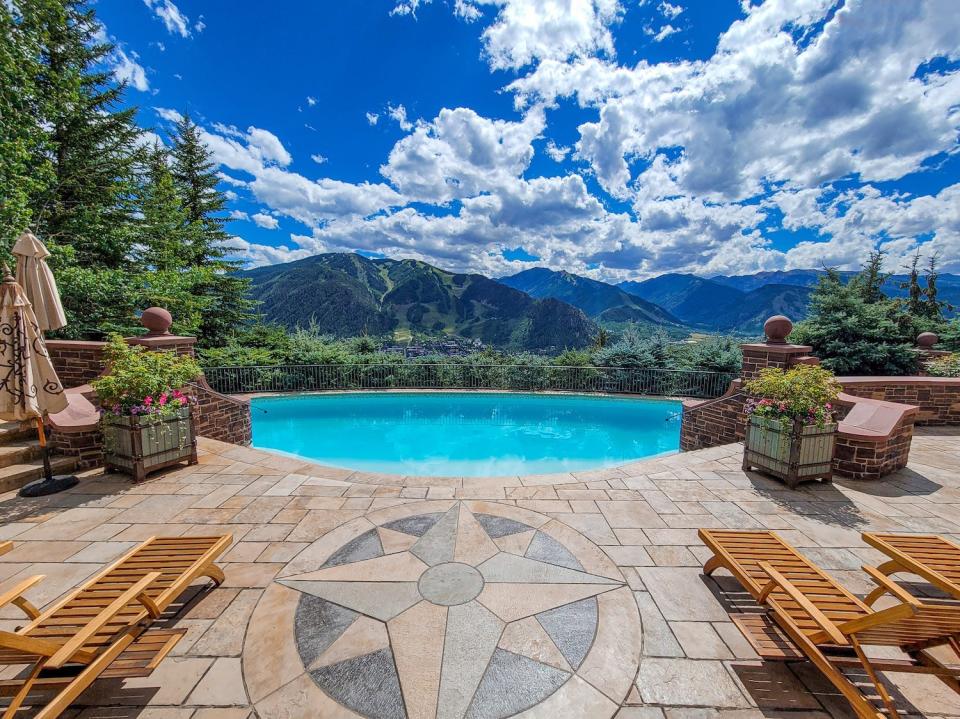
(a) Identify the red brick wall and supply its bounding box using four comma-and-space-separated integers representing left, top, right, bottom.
189, 380, 252, 446
46, 340, 107, 388
839, 378, 960, 426
48, 426, 104, 470
832, 418, 915, 480
679, 389, 746, 451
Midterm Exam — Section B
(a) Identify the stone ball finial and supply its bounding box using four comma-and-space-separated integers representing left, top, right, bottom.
764, 315, 793, 345
917, 331, 939, 349
141, 307, 173, 336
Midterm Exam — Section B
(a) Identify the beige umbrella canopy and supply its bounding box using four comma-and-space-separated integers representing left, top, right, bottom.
13, 231, 67, 333
0, 269, 74, 495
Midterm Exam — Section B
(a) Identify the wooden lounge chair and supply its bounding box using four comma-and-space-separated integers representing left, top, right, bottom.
0, 534, 231, 719
700, 529, 960, 719
863, 532, 960, 602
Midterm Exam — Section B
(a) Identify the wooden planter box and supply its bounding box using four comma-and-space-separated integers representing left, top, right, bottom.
743, 415, 836, 488
103, 406, 198, 482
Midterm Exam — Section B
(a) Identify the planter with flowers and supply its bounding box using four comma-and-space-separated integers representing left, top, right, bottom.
92, 336, 202, 482
742, 364, 842, 488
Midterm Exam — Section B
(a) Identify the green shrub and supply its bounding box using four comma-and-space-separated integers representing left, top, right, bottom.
92, 335, 201, 417
744, 364, 841, 427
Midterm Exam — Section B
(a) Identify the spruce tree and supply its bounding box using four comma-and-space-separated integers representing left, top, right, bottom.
170, 113, 230, 265
0, 1, 51, 244
137, 145, 194, 271
24, 0, 142, 267
169, 112, 254, 346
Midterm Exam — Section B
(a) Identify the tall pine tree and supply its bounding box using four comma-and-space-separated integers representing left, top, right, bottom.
137, 145, 195, 271
25, 0, 142, 267
169, 113, 253, 346
0, 1, 51, 245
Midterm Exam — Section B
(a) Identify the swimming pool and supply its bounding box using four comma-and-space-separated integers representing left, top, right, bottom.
251, 392, 681, 477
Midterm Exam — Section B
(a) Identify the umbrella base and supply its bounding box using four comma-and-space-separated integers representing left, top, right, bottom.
19, 475, 79, 497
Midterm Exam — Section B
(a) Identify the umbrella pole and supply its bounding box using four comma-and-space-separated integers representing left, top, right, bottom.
18, 417, 78, 497
36, 417, 53, 482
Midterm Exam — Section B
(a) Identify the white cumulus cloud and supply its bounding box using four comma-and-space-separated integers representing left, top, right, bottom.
143, 0, 191, 38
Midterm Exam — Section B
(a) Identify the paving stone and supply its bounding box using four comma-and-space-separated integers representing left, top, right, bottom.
383, 512, 442, 536
187, 657, 248, 706
597, 501, 667, 529
454, 505, 499, 565
294, 594, 358, 668
493, 529, 535, 555
411, 505, 460, 565
637, 567, 728, 621
389, 601, 447, 719
636, 658, 750, 708
498, 616, 570, 672
669, 622, 734, 659
418, 562, 484, 605
647, 545, 701, 567
310, 647, 406, 719
438, 601, 504, 719
320, 527, 384, 567
286, 579, 421, 622
535, 597, 597, 669
191, 589, 261, 656
524, 530, 583, 570
465, 648, 570, 719
311, 615, 390, 669
479, 553, 617, 585
633, 591, 683, 657
475, 513, 533, 538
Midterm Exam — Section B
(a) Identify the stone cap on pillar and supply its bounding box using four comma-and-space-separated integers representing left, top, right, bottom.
125, 307, 197, 353
917, 332, 939, 349
741, 315, 812, 355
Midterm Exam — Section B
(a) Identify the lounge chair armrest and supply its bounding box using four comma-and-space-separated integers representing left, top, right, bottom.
0, 576, 44, 620
756, 561, 847, 645
47, 572, 162, 669
862, 565, 921, 607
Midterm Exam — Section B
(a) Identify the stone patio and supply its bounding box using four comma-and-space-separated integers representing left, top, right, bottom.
1, 428, 959, 719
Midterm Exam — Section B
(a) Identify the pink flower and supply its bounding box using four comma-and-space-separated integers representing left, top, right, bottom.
144, 396, 153, 406
177, 397, 187, 406
825, 403, 832, 410
159, 393, 168, 406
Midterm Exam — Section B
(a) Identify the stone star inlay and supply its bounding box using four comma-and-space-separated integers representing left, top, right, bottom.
279, 502, 627, 719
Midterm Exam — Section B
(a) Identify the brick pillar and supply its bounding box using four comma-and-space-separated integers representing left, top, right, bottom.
740, 314, 818, 382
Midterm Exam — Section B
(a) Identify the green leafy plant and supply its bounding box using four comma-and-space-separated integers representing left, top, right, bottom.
925, 354, 960, 378
744, 364, 841, 427
92, 335, 201, 418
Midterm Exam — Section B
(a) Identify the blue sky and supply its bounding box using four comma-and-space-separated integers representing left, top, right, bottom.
97, 0, 959, 279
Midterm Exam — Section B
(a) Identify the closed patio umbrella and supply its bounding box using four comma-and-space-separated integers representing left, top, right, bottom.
0, 268, 76, 496
13, 231, 67, 333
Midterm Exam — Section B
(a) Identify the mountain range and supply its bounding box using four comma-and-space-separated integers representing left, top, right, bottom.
241, 253, 598, 351
241, 253, 960, 348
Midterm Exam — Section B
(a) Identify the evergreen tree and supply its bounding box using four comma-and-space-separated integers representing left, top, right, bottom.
791, 269, 917, 375
922, 252, 952, 320
0, 1, 51, 244
851, 250, 888, 304
137, 145, 194, 271
899, 251, 924, 317
170, 113, 230, 265
168, 112, 254, 346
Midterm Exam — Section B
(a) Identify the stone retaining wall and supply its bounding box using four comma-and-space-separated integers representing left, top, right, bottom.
47, 336, 252, 451
189, 380, 252, 446
46, 340, 107, 388
49, 425, 104, 470
839, 377, 960, 426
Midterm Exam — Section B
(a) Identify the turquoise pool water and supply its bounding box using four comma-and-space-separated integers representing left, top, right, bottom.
251, 392, 681, 477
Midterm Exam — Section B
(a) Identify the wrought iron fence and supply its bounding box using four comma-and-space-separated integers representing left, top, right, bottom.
203, 363, 735, 399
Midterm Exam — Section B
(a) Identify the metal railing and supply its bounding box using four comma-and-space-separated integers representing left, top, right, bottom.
203, 364, 735, 399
